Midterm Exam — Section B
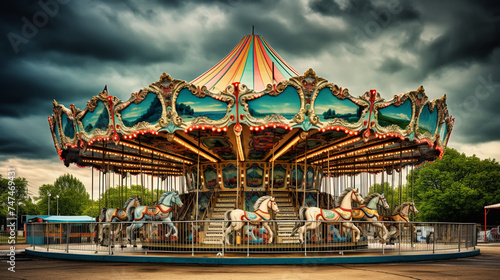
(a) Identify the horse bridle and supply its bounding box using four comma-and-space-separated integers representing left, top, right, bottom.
351, 190, 362, 203
267, 197, 276, 211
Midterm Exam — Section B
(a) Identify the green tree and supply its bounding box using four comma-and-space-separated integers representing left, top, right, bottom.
0, 174, 29, 228
411, 148, 500, 223
35, 174, 90, 216
84, 184, 155, 217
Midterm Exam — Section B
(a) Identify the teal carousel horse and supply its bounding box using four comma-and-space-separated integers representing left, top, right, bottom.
126, 192, 183, 245
98, 196, 140, 247
352, 193, 390, 243
224, 196, 279, 245
291, 188, 364, 243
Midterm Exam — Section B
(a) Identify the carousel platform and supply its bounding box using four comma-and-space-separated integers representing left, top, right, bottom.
25, 246, 479, 265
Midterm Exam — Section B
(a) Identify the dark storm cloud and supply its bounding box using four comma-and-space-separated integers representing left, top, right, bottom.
413, 1, 500, 75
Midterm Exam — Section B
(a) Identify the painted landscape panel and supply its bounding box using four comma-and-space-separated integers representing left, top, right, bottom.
61, 114, 75, 138
204, 165, 218, 189
246, 164, 264, 188
121, 93, 161, 127
272, 164, 286, 189
377, 99, 412, 130
222, 164, 237, 189
315, 88, 363, 124
291, 166, 303, 189
418, 104, 438, 135
176, 88, 228, 121
82, 101, 109, 133
247, 86, 300, 120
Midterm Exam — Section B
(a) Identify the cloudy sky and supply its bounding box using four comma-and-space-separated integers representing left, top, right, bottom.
1, 0, 499, 198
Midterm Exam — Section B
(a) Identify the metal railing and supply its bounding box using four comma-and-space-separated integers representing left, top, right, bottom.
0, 230, 26, 245
24, 221, 476, 256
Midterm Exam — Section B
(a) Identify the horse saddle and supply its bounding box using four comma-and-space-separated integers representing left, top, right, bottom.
112, 209, 127, 221
144, 205, 171, 217
241, 210, 269, 222
379, 216, 394, 222
353, 207, 378, 219
319, 208, 351, 221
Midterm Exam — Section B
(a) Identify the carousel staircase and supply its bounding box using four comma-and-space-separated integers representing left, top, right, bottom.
203, 192, 237, 244
273, 192, 300, 244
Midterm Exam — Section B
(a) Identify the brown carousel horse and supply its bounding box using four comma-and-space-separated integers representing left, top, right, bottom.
352, 193, 390, 243
379, 202, 419, 243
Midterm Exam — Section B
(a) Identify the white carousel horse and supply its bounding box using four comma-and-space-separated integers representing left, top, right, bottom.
352, 193, 390, 243
291, 188, 364, 243
379, 202, 419, 243
98, 196, 140, 247
126, 192, 183, 245
224, 196, 279, 245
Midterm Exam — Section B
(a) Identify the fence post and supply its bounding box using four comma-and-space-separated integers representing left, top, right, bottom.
247, 221, 250, 257
191, 221, 195, 257
410, 222, 413, 249
46, 223, 49, 252
433, 223, 436, 254
473, 224, 476, 250
95, 222, 98, 254
66, 223, 70, 253
222, 220, 225, 257
458, 224, 461, 253
31, 224, 34, 250
398, 223, 401, 255
108, 225, 112, 255
304, 225, 307, 257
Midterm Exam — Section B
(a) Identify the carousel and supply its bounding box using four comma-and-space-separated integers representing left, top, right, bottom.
47, 33, 454, 250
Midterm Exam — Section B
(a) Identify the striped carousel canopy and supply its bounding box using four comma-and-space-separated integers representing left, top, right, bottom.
191, 35, 300, 92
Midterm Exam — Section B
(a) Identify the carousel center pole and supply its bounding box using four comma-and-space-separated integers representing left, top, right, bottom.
303, 135, 307, 205
295, 148, 298, 207
271, 131, 275, 196
91, 151, 94, 217
327, 149, 330, 209
196, 131, 201, 222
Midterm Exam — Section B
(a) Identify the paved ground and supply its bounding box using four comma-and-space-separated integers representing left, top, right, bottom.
1, 243, 499, 279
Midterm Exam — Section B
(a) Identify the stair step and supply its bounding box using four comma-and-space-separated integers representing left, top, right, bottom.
214, 207, 234, 212
278, 221, 296, 225
218, 193, 237, 197
281, 239, 300, 244
212, 216, 225, 220
278, 226, 295, 230
278, 233, 297, 237
277, 212, 297, 216
203, 240, 223, 244
216, 203, 236, 207
272, 192, 290, 197
277, 207, 295, 211
206, 233, 223, 237
208, 223, 223, 227
208, 226, 224, 231
218, 198, 236, 202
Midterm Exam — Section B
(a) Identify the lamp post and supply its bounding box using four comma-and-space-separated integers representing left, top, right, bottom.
48, 193, 51, 215
56, 195, 59, 216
